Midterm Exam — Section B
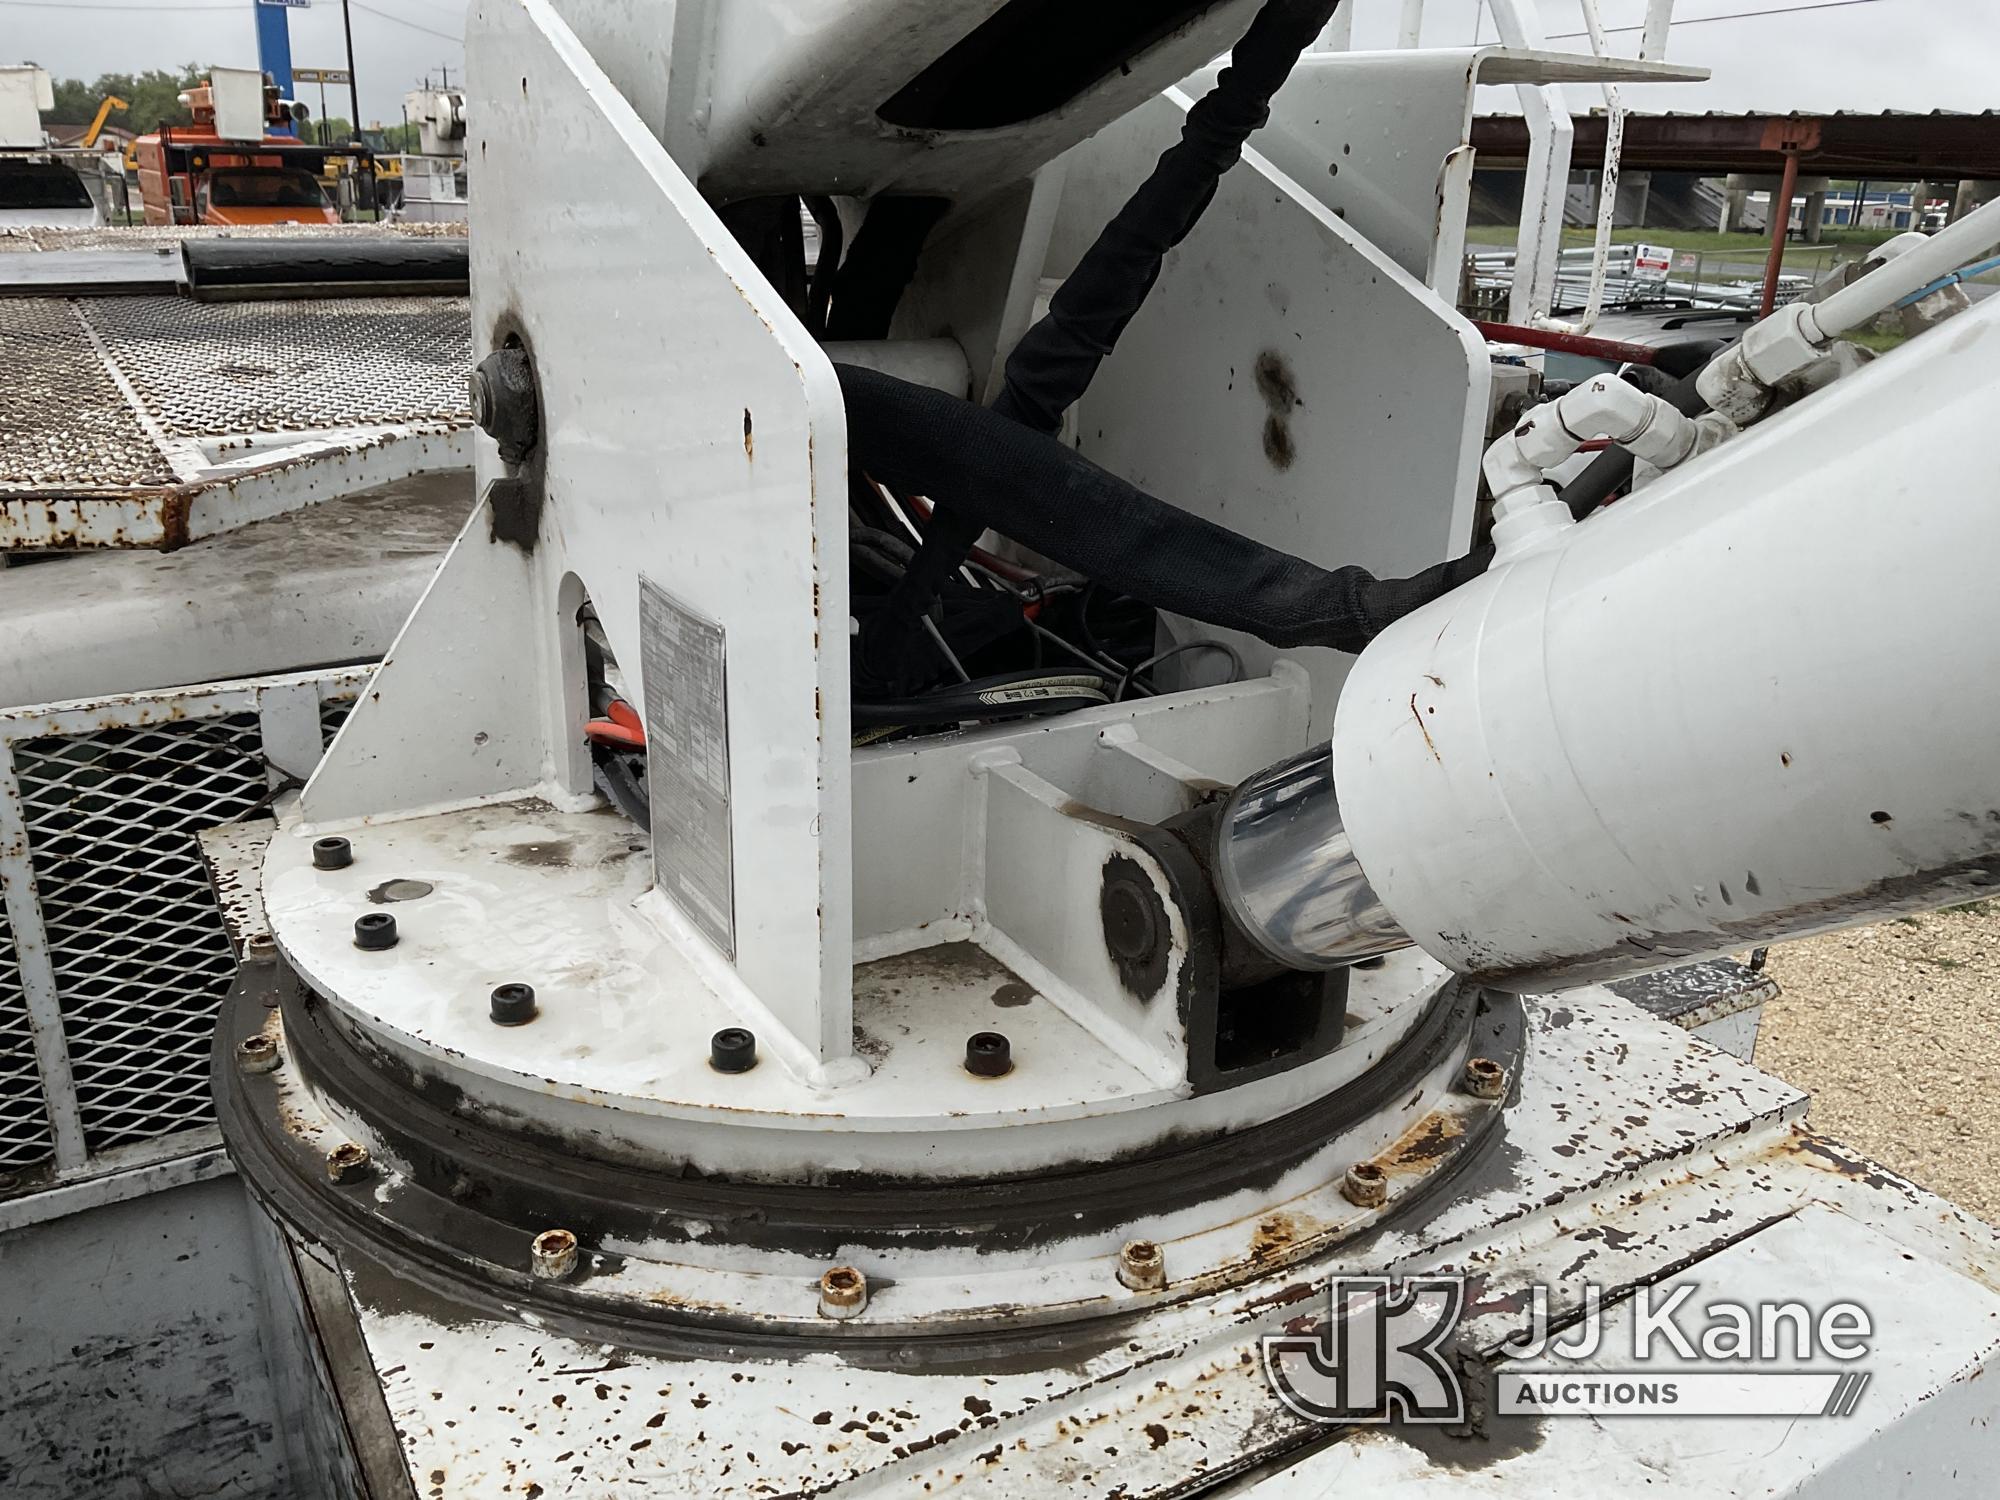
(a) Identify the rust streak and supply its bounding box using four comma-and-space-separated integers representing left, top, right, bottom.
1410, 693, 1441, 763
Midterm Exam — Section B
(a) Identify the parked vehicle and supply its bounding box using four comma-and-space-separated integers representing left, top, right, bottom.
132, 76, 357, 226
0, 154, 101, 228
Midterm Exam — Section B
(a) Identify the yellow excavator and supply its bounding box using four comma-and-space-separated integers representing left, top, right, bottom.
81, 95, 127, 148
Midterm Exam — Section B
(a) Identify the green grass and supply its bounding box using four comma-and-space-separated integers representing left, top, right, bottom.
1462, 225, 1886, 276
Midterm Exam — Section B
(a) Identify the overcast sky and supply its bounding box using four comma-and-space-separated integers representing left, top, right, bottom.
9, 0, 466, 125
3, 0, 1992, 129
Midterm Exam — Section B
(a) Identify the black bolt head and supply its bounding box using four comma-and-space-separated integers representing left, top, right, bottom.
710, 1027, 757, 1073
490, 982, 537, 1026
965, 1031, 1013, 1078
312, 835, 353, 870
1101, 878, 1160, 961
469, 345, 540, 465
353, 911, 398, 950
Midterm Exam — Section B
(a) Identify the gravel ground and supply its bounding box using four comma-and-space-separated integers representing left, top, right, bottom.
1757, 899, 2000, 1224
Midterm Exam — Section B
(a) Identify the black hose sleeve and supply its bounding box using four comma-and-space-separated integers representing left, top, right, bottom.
840, 363, 1488, 682
991, 0, 1344, 433
883, 0, 1343, 666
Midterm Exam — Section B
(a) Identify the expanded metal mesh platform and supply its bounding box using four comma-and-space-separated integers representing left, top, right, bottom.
0, 241, 472, 549
0, 669, 365, 1190
80, 294, 471, 440
1, 297, 175, 490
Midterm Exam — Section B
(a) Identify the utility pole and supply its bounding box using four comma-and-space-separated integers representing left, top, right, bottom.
339, 0, 374, 215
340, 0, 362, 137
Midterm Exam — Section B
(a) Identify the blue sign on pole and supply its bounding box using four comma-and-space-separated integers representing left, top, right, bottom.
252, 0, 297, 132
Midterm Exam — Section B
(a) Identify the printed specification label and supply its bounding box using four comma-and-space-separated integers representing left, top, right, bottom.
639, 577, 735, 957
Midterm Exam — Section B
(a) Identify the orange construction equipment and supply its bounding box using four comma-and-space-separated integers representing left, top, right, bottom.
133, 78, 367, 226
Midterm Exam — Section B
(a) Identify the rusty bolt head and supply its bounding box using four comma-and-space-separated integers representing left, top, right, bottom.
531, 1228, 579, 1280
236, 1034, 281, 1074
1341, 1160, 1388, 1208
326, 1142, 371, 1185
1116, 1238, 1166, 1293
1463, 1056, 1508, 1100
818, 1264, 868, 1320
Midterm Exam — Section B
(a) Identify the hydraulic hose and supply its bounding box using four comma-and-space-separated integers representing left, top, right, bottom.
875, 0, 1345, 680
840, 362, 1489, 679
990, 0, 1345, 434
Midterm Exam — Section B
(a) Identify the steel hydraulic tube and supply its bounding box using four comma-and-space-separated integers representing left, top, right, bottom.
1808, 195, 2000, 339
1703, 196, 2000, 424
1216, 290, 2000, 992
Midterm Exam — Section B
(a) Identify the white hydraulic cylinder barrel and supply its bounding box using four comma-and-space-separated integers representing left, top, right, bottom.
1310, 292, 2000, 990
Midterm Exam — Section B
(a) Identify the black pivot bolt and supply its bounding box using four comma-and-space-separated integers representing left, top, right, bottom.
353, 911, 399, 950
467, 345, 540, 465
490, 982, 537, 1026
1101, 877, 1160, 961
965, 1031, 1013, 1078
710, 1027, 757, 1073
312, 835, 354, 870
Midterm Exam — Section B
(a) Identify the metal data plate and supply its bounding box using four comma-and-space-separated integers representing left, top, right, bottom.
640, 576, 736, 959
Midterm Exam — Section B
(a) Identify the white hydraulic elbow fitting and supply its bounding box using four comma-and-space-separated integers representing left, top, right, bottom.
1696, 301, 1828, 424
1483, 406, 1579, 565
1560, 375, 1698, 470
1488, 483, 1572, 565
1481, 376, 1703, 566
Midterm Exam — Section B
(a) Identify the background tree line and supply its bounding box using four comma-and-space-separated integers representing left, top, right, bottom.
29, 65, 420, 149
38, 66, 208, 135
